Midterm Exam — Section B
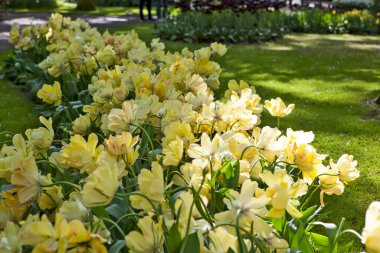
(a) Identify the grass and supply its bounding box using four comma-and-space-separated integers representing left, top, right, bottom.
4, 0, 156, 16
109, 24, 380, 249
0, 51, 38, 143
1, 23, 379, 250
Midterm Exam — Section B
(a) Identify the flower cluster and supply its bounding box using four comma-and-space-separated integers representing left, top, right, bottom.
2, 13, 373, 253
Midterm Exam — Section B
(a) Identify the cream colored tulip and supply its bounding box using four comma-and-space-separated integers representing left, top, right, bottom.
265, 97, 295, 117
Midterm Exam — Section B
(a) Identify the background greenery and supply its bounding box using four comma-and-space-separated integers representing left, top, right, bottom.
156, 9, 380, 43
1, 23, 379, 250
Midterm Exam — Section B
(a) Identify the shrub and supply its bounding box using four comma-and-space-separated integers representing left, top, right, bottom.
175, 0, 287, 12
76, 0, 97, 10
156, 9, 379, 43
155, 10, 287, 43
8, 0, 57, 9
333, 0, 374, 10
96, 0, 137, 7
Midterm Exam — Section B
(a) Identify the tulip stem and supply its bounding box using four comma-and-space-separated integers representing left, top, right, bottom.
277, 117, 280, 129
41, 181, 81, 190
132, 124, 155, 161
103, 218, 125, 237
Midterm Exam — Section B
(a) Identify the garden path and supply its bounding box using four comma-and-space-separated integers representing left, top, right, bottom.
0, 12, 144, 52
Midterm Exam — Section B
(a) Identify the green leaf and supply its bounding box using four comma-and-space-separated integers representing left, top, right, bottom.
106, 204, 124, 220
222, 160, 240, 189
309, 232, 329, 252
92, 206, 110, 219
167, 225, 182, 253
180, 232, 200, 253
312, 222, 338, 243
109, 240, 125, 253
287, 220, 315, 253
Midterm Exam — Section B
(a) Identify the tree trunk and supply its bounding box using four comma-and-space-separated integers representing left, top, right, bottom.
76, 0, 96, 11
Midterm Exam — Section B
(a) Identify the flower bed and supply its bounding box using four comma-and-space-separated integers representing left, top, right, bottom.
0, 13, 379, 253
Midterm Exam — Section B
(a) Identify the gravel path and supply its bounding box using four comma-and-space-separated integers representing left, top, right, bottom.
0, 12, 143, 52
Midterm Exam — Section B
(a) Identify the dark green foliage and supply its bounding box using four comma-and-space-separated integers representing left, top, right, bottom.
76, 0, 97, 10
96, 0, 138, 7
8, 0, 57, 9
155, 11, 287, 43
156, 9, 379, 43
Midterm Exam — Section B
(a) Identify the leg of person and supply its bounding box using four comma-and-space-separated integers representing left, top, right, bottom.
139, 0, 145, 20
157, 0, 162, 19
147, 0, 153, 20
162, 0, 168, 18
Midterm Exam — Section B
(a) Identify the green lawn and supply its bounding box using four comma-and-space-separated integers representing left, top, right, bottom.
0, 52, 38, 144
1, 24, 379, 249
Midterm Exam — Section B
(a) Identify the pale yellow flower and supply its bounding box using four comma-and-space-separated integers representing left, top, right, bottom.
107, 101, 134, 133
333, 154, 359, 184
188, 133, 229, 163
285, 142, 325, 184
125, 216, 164, 253
104, 131, 139, 156
265, 97, 295, 117
261, 169, 307, 218
228, 132, 257, 161
362, 201, 380, 253
81, 161, 120, 207
37, 81, 62, 106
72, 114, 92, 135
8, 24, 20, 45
10, 156, 42, 205
215, 180, 270, 228
38, 184, 63, 210
59, 192, 89, 221
130, 162, 165, 211
253, 126, 285, 162
162, 121, 195, 148
173, 161, 211, 197
163, 137, 183, 166
210, 42, 227, 56
318, 165, 345, 206
60, 133, 103, 173
25, 117, 54, 156
224, 80, 255, 98
208, 227, 239, 253
0, 221, 21, 253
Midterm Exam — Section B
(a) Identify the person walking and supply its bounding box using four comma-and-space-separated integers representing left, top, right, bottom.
157, 0, 168, 20
139, 0, 152, 21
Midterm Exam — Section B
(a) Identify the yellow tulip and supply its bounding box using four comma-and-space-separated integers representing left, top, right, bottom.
10, 156, 42, 205
215, 180, 270, 228
265, 97, 295, 117
125, 216, 164, 253
362, 202, 380, 253
104, 131, 139, 156
107, 101, 134, 133
81, 162, 120, 207
37, 81, 62, 106
72, 114, 92, 135
130, 162, 165, 211
261, 169, 307, 218
60, 133, 103, 173
162, 137, 183, 166
334, 154, 359, 184
0, 221, 22, 253
210, 42, 227, 56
